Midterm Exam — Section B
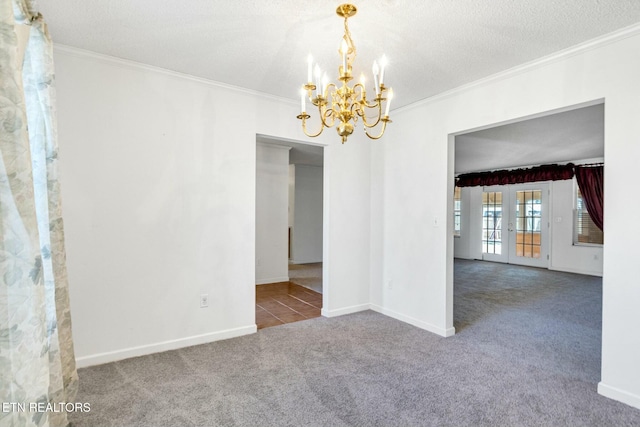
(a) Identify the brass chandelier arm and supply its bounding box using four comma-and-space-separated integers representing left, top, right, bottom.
324, 82, 338, 105
362, 96, 382, 110
359, 101, 383, 128
352, 83, 369, 107
324, 83, 338, 99
364, 117, 391, 140
297, 95, 338, 138
322, 107, 336, 128
319, 86, 337, 129
353, 83, 379, 109
298, 114, 325, 138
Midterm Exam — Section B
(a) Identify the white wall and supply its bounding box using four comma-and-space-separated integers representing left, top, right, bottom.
292, 164, 323, 264
54, 46, 373, 366
288, 165, 295, 229
322, 136, 372, 317
454, 179, 604, 276
53, 25, 640, 410
453, 186, 481, 260
255, 143, 290, 284
374, 26, 640, 409
550, 179, 603, 276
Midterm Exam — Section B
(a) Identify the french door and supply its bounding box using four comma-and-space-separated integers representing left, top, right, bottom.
481, 183, 549, 268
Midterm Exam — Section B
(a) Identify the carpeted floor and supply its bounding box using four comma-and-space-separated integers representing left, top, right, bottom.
69, 260, 640, 426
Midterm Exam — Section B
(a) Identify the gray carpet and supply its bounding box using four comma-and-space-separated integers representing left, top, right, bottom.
69, 260, 640, 426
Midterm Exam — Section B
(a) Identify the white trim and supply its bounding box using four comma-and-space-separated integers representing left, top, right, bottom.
53, 24, 640, 116
52, 44, 297, 106
598, 382, 640, 410
291, 258, 323, 265
321, 303, 370, 318
255, 276, 290, 285
370, 304, 456, 337
548, 266, 602, 277
394, 23, 640, 115
75, 325, 256, 368
256, 142, 292, 151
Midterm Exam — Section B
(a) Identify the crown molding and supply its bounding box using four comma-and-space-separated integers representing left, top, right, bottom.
393, 22, 640, 115
52, 44, 298, 107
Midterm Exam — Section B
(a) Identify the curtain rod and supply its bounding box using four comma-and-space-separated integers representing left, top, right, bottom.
576, 162, 604, 167
455, 161, 603, 178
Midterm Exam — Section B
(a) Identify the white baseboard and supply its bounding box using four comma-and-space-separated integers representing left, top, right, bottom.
549, 265, 603, 277
291, 258, 322, 265
321, 304, 456, 337
321, 303, 370, 318
255, 276, 289, 285
598, 382, 640, 410
75, 325, 257, 368
370, 304, 456, 337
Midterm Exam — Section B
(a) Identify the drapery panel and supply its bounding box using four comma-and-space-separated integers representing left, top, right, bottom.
1, 1, 78, 426
574, 165, 604, 232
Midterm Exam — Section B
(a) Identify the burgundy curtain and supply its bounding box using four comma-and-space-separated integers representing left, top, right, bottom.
574, 165, 604, 231
456, 163, 575, 187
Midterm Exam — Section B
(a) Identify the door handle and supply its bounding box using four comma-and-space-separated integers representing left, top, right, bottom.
508, 222, 514, 232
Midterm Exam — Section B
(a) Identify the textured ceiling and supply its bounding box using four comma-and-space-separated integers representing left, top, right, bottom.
455, 104, 604, 174
38, 0, 640, 109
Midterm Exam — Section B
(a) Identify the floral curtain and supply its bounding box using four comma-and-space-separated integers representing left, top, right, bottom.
1, 1, 78, 426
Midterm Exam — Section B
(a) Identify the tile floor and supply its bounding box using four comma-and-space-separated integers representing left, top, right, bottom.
256, 282, 322, 329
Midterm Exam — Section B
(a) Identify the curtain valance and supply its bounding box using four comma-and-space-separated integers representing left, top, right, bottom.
456, 163, 576, 187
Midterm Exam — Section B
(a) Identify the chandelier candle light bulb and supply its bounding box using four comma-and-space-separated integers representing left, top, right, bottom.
297, 3, 393, 143
379, 55, 387, 86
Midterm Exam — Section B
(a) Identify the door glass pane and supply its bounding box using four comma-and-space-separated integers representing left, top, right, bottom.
514, 190, 542, 259
482, 191, 502, 255
453, 186, 461, 236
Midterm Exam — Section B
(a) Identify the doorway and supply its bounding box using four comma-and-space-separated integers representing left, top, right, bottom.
481, 183, 549, 268
255, 135, 325, 329
449, 102, 605, 398
451, 102, 604, 340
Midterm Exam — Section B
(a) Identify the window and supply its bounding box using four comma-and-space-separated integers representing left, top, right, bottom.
515, 190, 542, 258
454, 186, 461, 236
482, 191, 502, 254
575, 185, 603, 245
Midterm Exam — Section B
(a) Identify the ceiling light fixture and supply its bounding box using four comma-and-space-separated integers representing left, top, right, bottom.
297, 3, 393, 144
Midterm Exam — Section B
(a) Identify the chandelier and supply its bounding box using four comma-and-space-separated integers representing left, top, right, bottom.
297, 3, 393, 144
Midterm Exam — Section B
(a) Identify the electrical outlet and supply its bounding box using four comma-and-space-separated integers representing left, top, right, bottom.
200, 294, 209, 308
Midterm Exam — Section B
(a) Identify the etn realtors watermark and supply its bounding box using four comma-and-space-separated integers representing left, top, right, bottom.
2, 402, 91, 413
